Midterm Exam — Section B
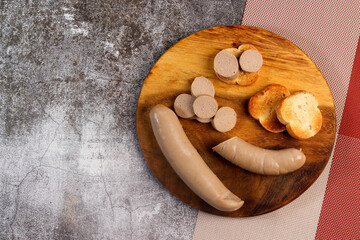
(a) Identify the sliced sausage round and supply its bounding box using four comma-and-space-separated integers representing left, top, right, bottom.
196, 117, 211, 123
211, 106, 237, 132
239, 49, 263, 73
214, 50, 240, 80
191, 76, 215, 97
193, 95, 218, 119
174, 93, 195, 118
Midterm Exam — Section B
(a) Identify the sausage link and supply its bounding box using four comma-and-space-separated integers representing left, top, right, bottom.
150, 104, 244, 211
213, 137, 306, 175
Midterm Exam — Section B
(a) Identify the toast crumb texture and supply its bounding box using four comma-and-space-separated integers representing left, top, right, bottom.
276, 91, 322, 139
249, 84, 290, 133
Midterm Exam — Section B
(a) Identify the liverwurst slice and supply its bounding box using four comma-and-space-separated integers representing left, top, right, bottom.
239, 49, 263, 73
174, 93, 195, 118
211, 106, 237, 132
191, 76, 215, 97
214, 50, 240, 80
193, 95, 218, 119
196, 117, 212, 123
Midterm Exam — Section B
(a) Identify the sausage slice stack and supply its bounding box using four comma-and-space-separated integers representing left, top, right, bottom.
173, 76, 237, 133
214, 44, 263, 86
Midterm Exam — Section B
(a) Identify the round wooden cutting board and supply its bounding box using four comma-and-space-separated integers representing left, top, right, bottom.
136, 25, 336, 217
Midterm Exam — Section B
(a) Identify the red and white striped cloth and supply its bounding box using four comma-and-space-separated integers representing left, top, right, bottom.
193, 1, 360, 239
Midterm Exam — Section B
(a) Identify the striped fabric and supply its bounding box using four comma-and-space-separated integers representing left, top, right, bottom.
193, 1, 360, 239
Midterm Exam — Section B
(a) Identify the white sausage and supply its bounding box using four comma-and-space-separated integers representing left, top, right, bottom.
213, 137, 306, 175
150, 104, 244, 211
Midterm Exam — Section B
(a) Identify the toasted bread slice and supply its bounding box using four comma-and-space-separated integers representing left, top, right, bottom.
249, 84, 290, 133
216, 44, 261, 86
276, 91, 322, 139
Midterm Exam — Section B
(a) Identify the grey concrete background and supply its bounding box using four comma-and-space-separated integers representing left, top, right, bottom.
0, 0, 245, 239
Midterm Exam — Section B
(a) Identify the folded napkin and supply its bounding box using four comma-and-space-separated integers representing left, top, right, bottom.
193, 1, 360, 239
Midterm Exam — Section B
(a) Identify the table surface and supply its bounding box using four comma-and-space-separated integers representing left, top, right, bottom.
0, 0, 246, 239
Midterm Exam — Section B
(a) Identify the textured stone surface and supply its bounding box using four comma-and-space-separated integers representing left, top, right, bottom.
0, 0, 245, 239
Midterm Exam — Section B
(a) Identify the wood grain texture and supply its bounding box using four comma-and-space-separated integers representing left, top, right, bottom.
136, 25, 336, 217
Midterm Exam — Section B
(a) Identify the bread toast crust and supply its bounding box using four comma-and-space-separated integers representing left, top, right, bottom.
276, 91, 322, 139
248, 84, 290, 133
